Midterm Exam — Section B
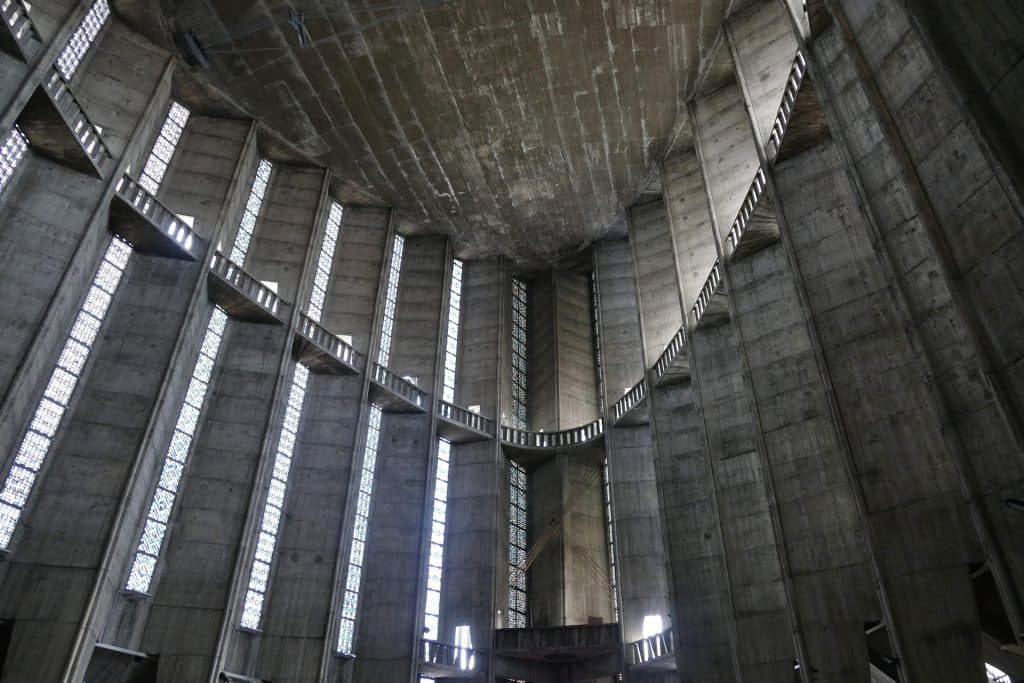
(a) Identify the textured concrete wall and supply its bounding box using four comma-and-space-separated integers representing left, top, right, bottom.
528, 273, 557, 431
594, 239, 644, 399
662, 151, 717, 306
555, 269, 600, 427
629, 200, 682, 364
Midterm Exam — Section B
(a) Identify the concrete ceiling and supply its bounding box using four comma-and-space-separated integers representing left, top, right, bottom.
143, 0, 730, 265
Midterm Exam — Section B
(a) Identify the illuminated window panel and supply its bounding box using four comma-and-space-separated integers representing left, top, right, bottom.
125, 158, 271, 592
507, 460, 528, 628
421, 438, 452, 643
376, 235, 404, 366
139, 102, 190, 196
228, 159, 273, 265
0, 127, 29, 197
510, 278, 528, 430
55, 0, 110, 81
336, 404, 383, 655
591, 272, 606, 415
0, 237, 132, 549
307, 201, 343, 323
238, 363, 309, 629
441, 260, 463, 403
602, 459, 619, 620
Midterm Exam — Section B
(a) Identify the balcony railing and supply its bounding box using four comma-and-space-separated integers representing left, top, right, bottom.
691, 259, 724, 326
111, 175, 201, 260
419, 639, 482, 678
767, 51, 807, 160
294, 314, 361, 375
611, 379, 647, 426
626, 628, 675, 669
370, 363, 428, 412
208, 252, 287, 324
19, 67, 112, 176
439, 400, 496, 440
500, 418, 604, 450
725, 168, 768, 252
653, 325, 689, 386
1, 0, 39, 58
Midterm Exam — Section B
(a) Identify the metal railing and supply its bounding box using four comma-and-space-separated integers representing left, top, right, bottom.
420, 639, 481, 673
114, 174, 200, 258
2, 0, 38, 51
767, 51, 808, 159
439, 400, 495, 437
654, 325, 687, 381
691, 260, 722, 324
42, 67, 111, 170
627, 628, 675, 666
725, 167, 767, 254
371, 363, 427, 409
210, 252, 284, 318
296, 314, 360, 369
500, 418, 604, 449
611, 379, 647, 423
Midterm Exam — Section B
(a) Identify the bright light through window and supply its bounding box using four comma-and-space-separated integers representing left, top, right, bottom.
0, 238, 132, 549
591, 272, 605, 414
422, 438, 452, 643
642, 614, 664, 638
441, 260, 463, 403
307, 202, 343, 324
510, 278, 528, 430
986, 663, 1011, 682
507, 460, 528, 628
139, 102, 190, 196
336, 404, 383, 655
228, 159, 273, 265
602, 459, 618, 620
55, 0, 109, 81
0, 127, 29, 198
454, 624, 475, 671
377, 234, 405, 366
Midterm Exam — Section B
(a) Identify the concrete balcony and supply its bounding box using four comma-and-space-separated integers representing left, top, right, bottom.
419, 639, 484, 679
653, 325, 690, 387
691, 259, 728, 329
207, 253, 289, 324
611, 378, 648, 427
626, 628, 676, 672
500, 419, 604, 456
110, 175, 202, 260
766, 51, 828, 163
292, 314, 362, 375
0, 0, 40, 60
724, 167, 779, 261
84, 643, 158, 682
17, 68, 112, 177
437, 400, 495, 443
369, 362, 428, 413
494, 624, 622, 682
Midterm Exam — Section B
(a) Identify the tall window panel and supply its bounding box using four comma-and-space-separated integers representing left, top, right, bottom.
237, 199, 344, 629
125, 160, 273, 593
377, 234, 405, 367
55, 0, 109, 80
422, 438, 451, 644
441, 259, 463, 403
507, 460, 528, 628
229, 159, 272, 265
0, 127, 29, 198
591, 272, 606, 415
602, 459, 619, 620
336, 404, 383, 655
510, 277, 528, 430
0, 237, 132, 548
139, 102, 190, 195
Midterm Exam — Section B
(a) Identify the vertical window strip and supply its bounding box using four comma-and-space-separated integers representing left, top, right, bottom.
376, 234, 405, 367
601, 459, 619, 620
239, 363, 309, 629
125, 308, 227, 593
441, 260, 463, 403
591, 272, 606, 415
422, 438, 451, 642
55, 0, 109, 81
0, 237, 132, 548
124, 160, 271, 593
228, 159, 273, 266
237, 197, 342, 629
307, 202, 344, 324
507, 461, 528, 628
0, 127, 29, 197
139, 102, 191, 196
510, 278, 528, 430
336, 404, 383, 655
